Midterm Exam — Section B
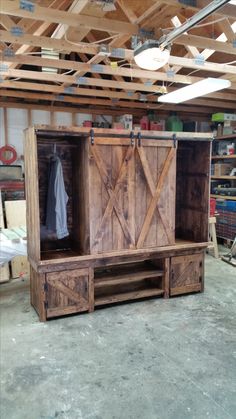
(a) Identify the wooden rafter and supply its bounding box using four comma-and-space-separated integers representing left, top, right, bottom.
1, 0, 139, 34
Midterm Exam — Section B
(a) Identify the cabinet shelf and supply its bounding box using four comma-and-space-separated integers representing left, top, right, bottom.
211, 194, 236, 201
214, 134, 236, 141
211, 176, 236, 180
95, 287, 164, 306
212, 155, 236, 160
94, 263, 163, 288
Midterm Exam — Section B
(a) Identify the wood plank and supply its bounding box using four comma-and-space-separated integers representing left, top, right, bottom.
0, 264, 10, 283
47, 279, 88, 305
4, 200, 26, 227
0, 193, 5, 229
91, 144, 135, 250
137, 148, 176, 248
3, 43, 236, 76
170, 283, 201, 296
210, 194, 236, 201
30, 266, 46, 321
95, 288, 164, 306
175, 34, 236, 56
1, 0, 138, 34
137, 146, 173, 245
95, 269, 164, 288
24, 127, 41, 262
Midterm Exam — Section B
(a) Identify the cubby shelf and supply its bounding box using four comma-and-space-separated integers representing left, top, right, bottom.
212, 155, 236, 160
211, 176, 236, 180
210, 194, 236, 201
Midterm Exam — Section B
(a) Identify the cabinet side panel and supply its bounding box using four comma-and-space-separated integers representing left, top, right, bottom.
73, 139, 90, 254
30, 266, 46, 321
24, 128, 40, 262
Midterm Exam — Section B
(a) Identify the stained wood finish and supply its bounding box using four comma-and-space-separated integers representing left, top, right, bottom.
87, 136, 176, 253
176, 141, 211, 243
25, 127, 211, 320
30, 266, 46, 321
136, 141, 176, 248
24, 127, 40, 261
88, 137, 136, 253
45, 268, 91, 318
170, 252, 204, 296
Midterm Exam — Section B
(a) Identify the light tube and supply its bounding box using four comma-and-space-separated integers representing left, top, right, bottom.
158, 78, 231, 104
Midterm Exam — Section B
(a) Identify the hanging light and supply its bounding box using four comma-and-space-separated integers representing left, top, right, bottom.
158, 78, 231, 104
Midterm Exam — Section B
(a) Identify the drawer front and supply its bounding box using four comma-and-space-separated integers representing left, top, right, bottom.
45, 268, 90, 318
170, 253, 204, 296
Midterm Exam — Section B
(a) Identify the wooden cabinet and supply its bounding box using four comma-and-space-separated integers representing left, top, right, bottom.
30, 266, 93, 321
25, 127, 212, 320
170, 252, 204, 296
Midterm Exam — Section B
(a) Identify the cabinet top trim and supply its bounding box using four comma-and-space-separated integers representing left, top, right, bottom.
25, 125, 213, 142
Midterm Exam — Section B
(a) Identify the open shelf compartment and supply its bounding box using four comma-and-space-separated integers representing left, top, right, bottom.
94, 260, 165, 306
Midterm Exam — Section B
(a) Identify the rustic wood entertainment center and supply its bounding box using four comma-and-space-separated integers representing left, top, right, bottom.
25, 126, 212, 321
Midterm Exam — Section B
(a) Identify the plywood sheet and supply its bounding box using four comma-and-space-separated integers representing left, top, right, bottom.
0, 193, 10, 282
0, 264, 10, 283
0, 193, 5, 228
5, 200, 26, 228
4, 200, 28, 278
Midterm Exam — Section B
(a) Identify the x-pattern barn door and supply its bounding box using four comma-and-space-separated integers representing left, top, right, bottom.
89, 138, 135, 253
135, 139, 176, 248
88, 137, 176, 253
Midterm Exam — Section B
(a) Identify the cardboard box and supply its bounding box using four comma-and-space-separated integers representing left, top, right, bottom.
117, 114, 133, 130
214, 163, 233, 176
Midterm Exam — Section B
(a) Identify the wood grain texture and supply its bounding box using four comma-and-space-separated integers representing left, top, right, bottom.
46, 269, 90, 318
24, 128, 41, 262
30, 266, 46, 321
175, 141, 211, 243
170, 252, 204, 296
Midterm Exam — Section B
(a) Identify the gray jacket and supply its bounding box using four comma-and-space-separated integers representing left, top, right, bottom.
46, 156, 69, 240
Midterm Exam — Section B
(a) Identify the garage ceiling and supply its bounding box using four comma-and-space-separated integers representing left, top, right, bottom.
0, 0, 236, 117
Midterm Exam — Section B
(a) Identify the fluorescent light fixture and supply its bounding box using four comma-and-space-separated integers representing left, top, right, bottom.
134, 41, 170, 71
158, 77, 231, 104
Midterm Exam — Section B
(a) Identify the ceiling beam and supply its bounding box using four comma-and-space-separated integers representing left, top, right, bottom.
1, 87, 235, 110
0, 100, 143, 116
1, 80, 235, 109
161, 0, 236, 19
174, 34, 236, 55
52, 0, 89, 39
4, 52, 236, 76
1, 0, 138, 34
0, 29, 99, 56
0, 98, 217, 115
0, 68, 168, 92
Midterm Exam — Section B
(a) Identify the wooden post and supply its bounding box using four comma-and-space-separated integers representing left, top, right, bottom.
3, 108, 8, 145
50, 111, 55, 126
27, 109, 32, 127
72, 112, 77, 126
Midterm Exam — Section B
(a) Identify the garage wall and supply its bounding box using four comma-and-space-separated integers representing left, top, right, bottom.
0, 108, 112, 159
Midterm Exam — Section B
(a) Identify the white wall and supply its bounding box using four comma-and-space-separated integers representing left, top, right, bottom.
0, 108, 96, 162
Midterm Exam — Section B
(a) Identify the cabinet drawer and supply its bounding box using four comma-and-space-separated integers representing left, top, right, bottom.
45, 268, 91, 318
170, 253, 204, 296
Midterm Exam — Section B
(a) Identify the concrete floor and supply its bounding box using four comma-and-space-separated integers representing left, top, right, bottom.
0, 254, 236, 419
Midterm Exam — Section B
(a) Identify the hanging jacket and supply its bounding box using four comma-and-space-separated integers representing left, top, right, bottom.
46, 156, 69, 239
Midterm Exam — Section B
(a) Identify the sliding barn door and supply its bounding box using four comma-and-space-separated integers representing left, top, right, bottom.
88, 137, 135, 254
135, 139, 176, 248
